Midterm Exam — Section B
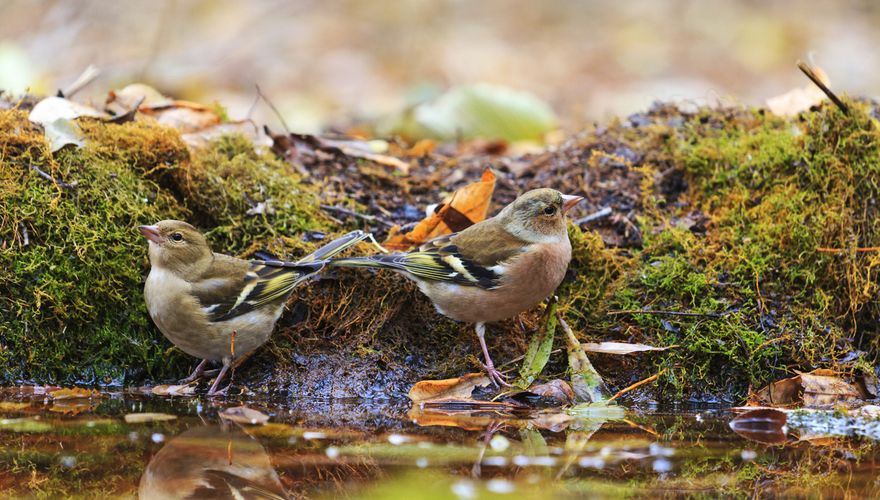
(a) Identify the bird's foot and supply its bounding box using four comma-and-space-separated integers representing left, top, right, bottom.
482, 363, 512, 388
207, 384, 231, 397
178, 359, 209, 384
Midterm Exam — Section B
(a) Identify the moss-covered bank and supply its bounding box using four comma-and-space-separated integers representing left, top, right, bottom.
1, 98, 878, 401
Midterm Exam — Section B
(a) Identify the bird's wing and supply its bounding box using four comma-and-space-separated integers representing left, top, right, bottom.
331, 221, 530, 289
191, 255, 322, 322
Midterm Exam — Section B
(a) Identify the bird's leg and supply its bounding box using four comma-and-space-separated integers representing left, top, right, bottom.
475, 322, 512, 388
178, 359, 209, 384
207, 358, 232, 397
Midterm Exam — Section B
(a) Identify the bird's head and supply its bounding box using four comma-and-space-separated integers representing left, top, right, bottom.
499, 188, 583, 243
139, 220, 212, 276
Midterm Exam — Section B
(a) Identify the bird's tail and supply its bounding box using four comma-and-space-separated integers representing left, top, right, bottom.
253, 230, 370, 269
329, 254, 417, 274
297, 230, 370, 264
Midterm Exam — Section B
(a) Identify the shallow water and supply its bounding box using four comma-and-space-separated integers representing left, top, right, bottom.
0, 390, 878, 498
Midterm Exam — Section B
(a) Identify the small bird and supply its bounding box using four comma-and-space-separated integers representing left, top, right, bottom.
139, 220, 367, 396
330, 188, 583, 387
139, 424, 287, 499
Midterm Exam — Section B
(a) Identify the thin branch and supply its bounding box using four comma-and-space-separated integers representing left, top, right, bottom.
31, 165, 78, 190
255, 84, 291, 134
797, 60, 848, 115
607, 309, 728, 318
59, 65, 100, 98
320, 204, 394, 228
608, 368, 668, 402
817, 247, 880, 253
574, 206, 612, 225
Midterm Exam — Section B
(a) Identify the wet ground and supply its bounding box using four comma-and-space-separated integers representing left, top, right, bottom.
1, 391, 879, 498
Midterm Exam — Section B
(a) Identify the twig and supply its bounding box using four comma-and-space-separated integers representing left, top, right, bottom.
319, 204, 394, 228
255, 84, 291, 134
608, 368, 668, 402
574, 206, 612, 225
797, 60, 848, 115
18, 222, 29, 247
817, 247, 880, 253
59, 65, 100, 98
607, 309, 727, 318
31, 165, 78, 189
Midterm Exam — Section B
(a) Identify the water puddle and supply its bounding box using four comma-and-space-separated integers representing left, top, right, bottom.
1, 391, 879, 498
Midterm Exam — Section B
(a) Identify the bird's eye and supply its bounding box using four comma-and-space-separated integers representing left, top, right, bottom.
543, 206, 556, 216
171, 233, 183, 242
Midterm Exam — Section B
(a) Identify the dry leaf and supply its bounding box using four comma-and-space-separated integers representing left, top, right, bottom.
268, 131, 411, 174
581, 342, 675, 355
766, 66, 830, 117
408, 373, 491, 403
384, 169, 496, 251
219, 405, 270, 425
0, 402, 30, 412
105, 83, 220, 133
729, 408, 789, 444
749, 369, 867, 408
124, 412, 178, 424
48, 387, 102, 400
151, 383, 197, 396
181, 120, 271, 150
28, 96, 106, 126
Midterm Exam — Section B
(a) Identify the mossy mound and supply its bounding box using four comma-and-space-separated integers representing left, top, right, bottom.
1, 96, 878, 401
0, 110, 332, 385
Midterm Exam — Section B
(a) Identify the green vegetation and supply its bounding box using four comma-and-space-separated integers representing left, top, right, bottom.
1, 98, 878, 399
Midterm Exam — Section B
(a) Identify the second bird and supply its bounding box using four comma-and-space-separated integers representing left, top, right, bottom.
330, 188, 583, 387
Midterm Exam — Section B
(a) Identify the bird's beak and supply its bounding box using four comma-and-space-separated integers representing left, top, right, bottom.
138, 225, 163, 244
561, 194, 584, 213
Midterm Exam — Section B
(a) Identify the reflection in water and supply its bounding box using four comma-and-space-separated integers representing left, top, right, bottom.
0, 394, 878, 497
139, 424, 287, 500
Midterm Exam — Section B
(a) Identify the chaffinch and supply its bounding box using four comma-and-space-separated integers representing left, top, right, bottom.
139, 220, 367, 396
139, 425, 286, 499
330, 188, 583, 387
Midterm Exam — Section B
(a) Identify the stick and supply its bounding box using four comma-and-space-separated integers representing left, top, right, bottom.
255, 84, 291, 134
31, 165, 78, 189
574, 206, 612, 225
319, 204, 394, 228
59, 65, 100, 98
607, 309, 727, 318
817, 247, 880, 253
797, 60, 848, 115
608, 368, 668, 402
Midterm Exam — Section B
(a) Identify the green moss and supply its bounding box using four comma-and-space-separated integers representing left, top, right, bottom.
0, 111, 330, 384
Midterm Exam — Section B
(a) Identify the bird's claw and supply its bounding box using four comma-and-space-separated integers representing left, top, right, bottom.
483, 363, 512, 388
207, 384, 231, 397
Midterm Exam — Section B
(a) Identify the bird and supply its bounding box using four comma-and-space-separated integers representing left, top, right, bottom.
329, 188, 583, 387
139, 424, 288, 499
139, 220, 367, 396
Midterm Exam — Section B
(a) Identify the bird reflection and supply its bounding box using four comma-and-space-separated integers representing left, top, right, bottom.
139, 424, 287, 499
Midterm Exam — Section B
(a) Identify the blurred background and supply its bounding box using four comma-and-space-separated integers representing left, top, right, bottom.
1, 0, 878, 132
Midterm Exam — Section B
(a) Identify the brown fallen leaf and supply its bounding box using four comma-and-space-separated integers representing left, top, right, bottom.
180, 120, 271, 150
749, 369, 867, 408
581, 342, 675, 355
408, 373, 491, 403
729, 408, 789, 444
507, 379, 574, 408
766, 65, 830, 117
268, 130, 411, 174
219, 405, 270, 425
124, 412, 178, 424
0, 402, 30, 412
48, 387, 102, 400
151, 382, 197, 396
105, 83, 221, 133
384, 168, 497, 251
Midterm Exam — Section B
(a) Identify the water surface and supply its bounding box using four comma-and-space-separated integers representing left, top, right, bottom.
1, 390, 878, 498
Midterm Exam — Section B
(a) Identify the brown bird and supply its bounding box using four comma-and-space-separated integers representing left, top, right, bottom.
330, 188, 583, 387
139, 220, 366, 395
